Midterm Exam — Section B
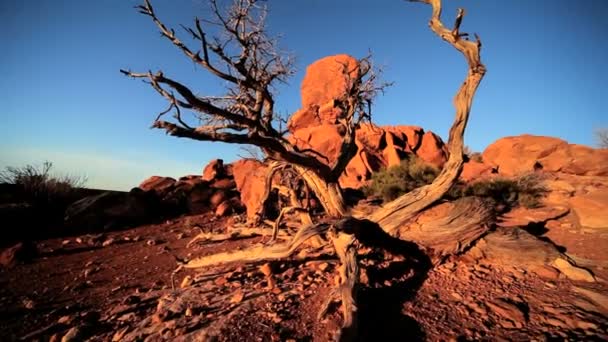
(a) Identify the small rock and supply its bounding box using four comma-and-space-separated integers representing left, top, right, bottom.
176, 233, 185, 240
450, 292, 463, 301
230, 291, 244, 304
185, 307, 193, 317
61, 326, 83, 342
146, 239, 157, 246
180, 276, 193, 288
0, 242, 37, 267
259, 263, 272, 277
62, 240, 70, 245
57, 315, 72, 324
122, 295, 140, 305
317, 262, 329, 272
112, 327, 130, 342
83, 268, 97, 278
75, 237, 83, 244
486, 299, 526, 329
531, 265, 560, 280
102, 238, 115, 247
552, 258, 595, 282
576, 320, 598, 330
22, 298, 35, 309
214, 276, 228, 286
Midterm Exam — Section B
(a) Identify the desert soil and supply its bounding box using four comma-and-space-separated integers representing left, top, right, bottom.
1, 210, 607, 341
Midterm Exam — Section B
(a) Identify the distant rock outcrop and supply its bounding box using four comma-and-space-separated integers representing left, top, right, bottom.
482, 135, 608, 177
138, 159, 243, 218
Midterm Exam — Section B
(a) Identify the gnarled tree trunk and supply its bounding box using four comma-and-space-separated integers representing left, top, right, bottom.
295, 166, 348, 218
366, 0, 486, 236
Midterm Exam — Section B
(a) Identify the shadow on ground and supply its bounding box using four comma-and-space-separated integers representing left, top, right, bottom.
350, 219, 431, 341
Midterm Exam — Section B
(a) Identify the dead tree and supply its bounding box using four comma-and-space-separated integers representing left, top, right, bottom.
121, 0, 381, 218
123, 0, 487, 339
368, 0, 486, 235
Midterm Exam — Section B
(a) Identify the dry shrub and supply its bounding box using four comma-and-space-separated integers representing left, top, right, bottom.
463, 145, 483, 163
447, 173, 547, 209
0, 161, 87, 205
363, 157, 439, 201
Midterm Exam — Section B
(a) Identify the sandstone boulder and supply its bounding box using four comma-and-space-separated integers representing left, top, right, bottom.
64, 189, 158, 230
288, 54, 359, 131
211, 178, 237, 190
231, 159, 268, 221
417, 131, 448, 168
284, 55, 449, 190
288, 123, 448, 189
202, 159, 225, 181
569, 191, 608, 229
0, 242, 36, 268
461, 160, 493, 182
290, 124, 344, 164
139, 176, 176, 195
215, 200, 233, 217
483, 135, 608, 177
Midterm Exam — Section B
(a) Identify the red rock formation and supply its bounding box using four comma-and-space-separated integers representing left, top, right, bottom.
288, 54, 359, 132
283, 54, 449, 189
202, 159, 225, 181
139, 176, 176, 194
460, 160, 493, 182
231, 159, 268, 221
483, 135, 608, 177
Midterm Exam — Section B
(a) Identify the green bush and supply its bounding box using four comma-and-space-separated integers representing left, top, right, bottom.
363, 157, 439, 201
447, 173, 547, 209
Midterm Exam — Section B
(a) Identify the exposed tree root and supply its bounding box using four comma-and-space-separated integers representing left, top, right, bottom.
328, 229, 359, 341
187, 227, 289, 247
183, 223, 331, 269
271, 206, 311, 242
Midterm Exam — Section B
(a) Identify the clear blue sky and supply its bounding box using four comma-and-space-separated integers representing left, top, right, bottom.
2, 0, 607, 190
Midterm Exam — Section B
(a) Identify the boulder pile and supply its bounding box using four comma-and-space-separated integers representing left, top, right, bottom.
64, 159, 243, 231
287, 54, 449, 189
138, 159, 242, 218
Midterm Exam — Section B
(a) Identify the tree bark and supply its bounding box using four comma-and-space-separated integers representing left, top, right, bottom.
295, 166, 348, 218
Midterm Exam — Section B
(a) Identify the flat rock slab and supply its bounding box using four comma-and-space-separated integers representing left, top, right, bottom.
569, 191, 608, 229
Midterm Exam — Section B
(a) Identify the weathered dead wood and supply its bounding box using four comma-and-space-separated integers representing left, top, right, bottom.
329, 230, 359, 341
183, 223, 331, 269
367, 0, 487, 235
398, 197, 494, 261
